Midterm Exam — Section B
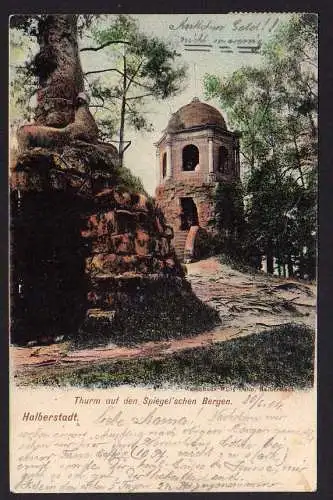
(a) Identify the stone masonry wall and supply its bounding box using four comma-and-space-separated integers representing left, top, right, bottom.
82, 187, 182, 287
155, 181, 215, 231
11, 144, 219, 345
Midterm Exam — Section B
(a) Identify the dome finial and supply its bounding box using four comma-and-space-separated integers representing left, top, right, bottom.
192, 96, 200, 102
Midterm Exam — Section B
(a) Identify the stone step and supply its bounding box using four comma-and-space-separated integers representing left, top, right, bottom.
173, 234, 188, 242
172, 230, 189, 261
173, 237, 187, 243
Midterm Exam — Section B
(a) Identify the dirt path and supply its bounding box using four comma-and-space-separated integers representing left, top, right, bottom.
11, 258, 316, 375
187, 258, 315, 332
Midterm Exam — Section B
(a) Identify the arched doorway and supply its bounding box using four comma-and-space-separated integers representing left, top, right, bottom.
180, 197, 199, 230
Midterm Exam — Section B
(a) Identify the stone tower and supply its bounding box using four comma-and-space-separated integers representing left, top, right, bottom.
155, 97, 241, 261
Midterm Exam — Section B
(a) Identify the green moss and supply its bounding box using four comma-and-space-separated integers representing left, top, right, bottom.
114, 165, 149, 196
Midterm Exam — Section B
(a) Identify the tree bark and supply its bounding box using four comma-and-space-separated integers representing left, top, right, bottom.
34, 15, 84, 127
266, 243, 274, 274
118, 54, 127, 167
287, 256, 294, 278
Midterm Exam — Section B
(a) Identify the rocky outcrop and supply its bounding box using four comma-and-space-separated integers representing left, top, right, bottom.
10, 142, 219, 345
79, 187, 218, 345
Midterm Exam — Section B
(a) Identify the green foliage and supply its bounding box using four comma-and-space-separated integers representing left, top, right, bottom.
90, 15, 186, 99
214, 182, 244, 231
204, 14, 317, 278
114, 165, 149, 196
83, 14, 187, 164
9, 15, 41, 36
218, 252, 263, 275
204, 181, 250, 265
9, 25, 38, 124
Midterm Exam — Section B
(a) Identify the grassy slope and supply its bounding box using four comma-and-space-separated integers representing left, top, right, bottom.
19, 323, 315, 389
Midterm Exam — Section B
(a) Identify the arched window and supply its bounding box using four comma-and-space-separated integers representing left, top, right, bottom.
182, 144, 199, 171
218, 146, 229, 173
162, 152, 167, 178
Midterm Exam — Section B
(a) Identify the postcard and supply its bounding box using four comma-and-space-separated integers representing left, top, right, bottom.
9, 12, 317, 492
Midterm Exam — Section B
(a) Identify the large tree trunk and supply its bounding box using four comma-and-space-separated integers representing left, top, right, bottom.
266, 243, 274, 274
287, 256, 294, 277
34, 15, 84, 127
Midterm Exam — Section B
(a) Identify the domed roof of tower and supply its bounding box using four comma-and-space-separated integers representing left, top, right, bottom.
167, 97, 227, 133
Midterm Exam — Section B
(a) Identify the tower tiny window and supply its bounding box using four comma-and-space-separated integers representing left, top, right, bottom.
182, 144, 199, 171
218, 146, 229, 173
162, 152, 167, 178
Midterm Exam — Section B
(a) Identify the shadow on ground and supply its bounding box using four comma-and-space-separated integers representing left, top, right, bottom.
15, 323, 315, 390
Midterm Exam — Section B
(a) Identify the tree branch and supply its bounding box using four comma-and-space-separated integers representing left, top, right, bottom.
80, 40, 132, 52
129, 78, 153, 91
84, 68, 125, 77
240, 150, 253, 165
89, 104, 114, 112
125, 101, 135, 113
300, 48, 317, 68
126, 93, 153, 101
256, 94, 272, 129
125, 61, 143, 93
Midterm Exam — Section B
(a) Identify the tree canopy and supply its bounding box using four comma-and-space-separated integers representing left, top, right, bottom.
204, 14, 317, 278
82, 15, 187, 166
